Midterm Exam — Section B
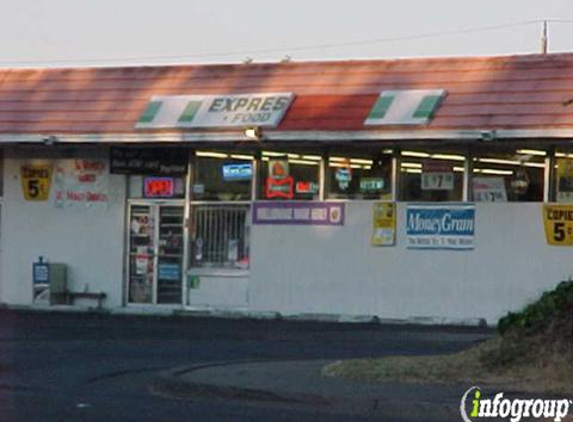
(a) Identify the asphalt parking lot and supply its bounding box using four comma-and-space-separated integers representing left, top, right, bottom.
0, 310, 491, 421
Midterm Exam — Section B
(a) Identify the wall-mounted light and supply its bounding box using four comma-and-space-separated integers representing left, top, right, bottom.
244, 126, 262, 141
480, 130, 497, 142
43, 135, 58, 145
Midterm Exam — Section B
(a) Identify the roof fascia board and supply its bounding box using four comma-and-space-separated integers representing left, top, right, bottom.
0, 129, 572, 144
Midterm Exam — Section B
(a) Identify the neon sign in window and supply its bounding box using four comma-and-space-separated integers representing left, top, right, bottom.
144, 177, 175, 198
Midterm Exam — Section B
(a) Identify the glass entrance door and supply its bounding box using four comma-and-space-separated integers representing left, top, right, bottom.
127, 203, 184, 305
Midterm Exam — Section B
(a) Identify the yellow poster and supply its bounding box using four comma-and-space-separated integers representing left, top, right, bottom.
372, 202, 396, 246
542, 205, 573, 246
20, 164, 52, 201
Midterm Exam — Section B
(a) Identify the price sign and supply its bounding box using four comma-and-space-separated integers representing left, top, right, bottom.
542, 205, 573, 246
472, 177, 507, 202
20, 165, 52, 201
144, 177, 174, 198
421, 173, 454, 190
421, 160, 454, 191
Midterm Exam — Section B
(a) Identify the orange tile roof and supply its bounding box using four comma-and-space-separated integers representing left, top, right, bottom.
2, 53, 573, 136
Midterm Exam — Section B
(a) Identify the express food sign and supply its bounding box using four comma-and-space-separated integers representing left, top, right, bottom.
135, 93, 294, 129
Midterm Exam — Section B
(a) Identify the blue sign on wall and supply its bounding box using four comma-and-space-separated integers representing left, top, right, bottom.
33, 257, 49, 285
406, 204, 475, 250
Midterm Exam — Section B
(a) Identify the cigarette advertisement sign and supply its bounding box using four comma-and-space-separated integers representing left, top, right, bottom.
20, 164, 52, 201
406, 204, 475, 250
542, 205, 573, 246
372, 202, 396, 246
135, 93, 294, 129
253, 202, 344, 226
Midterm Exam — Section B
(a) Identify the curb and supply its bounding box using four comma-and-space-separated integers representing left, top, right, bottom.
3, 304, 491, 329
151, 362, 462, 420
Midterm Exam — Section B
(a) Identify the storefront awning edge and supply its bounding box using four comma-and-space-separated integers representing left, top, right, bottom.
0, 129, 573, 144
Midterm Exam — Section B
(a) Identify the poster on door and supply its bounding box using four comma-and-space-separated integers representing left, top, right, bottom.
52, 159, 109, 209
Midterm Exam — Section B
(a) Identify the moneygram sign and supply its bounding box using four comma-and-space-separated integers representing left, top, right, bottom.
135, 93, 294, 129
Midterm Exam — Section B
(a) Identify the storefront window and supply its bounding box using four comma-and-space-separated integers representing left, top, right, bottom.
259, 151, 320, 200
327, 151, 392, 200
554, 151, 573, 202
399, 150, 465, 201
472, 149, 545, 202
191, 151, 253, 201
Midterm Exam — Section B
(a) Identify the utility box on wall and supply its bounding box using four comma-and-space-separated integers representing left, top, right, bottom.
48, 264, 68, 305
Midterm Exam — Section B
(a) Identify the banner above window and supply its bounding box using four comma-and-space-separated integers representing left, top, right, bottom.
364, 89, 446, 126
135, 93, 295, 130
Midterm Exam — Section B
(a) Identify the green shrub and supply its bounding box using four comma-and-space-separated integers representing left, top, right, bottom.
497, 280, 573, 336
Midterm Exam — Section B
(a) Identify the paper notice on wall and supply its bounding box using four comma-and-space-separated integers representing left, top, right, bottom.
372, 202, 396, 246
52, 159, 109, 209
472, 177, 507, 202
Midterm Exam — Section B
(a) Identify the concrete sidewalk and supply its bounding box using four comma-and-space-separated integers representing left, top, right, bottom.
153, 359, 468, 420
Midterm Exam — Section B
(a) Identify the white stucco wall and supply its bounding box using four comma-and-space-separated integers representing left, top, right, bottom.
0, 146, 126, 307
248, 202, 572, 324
187, 275, 249, 309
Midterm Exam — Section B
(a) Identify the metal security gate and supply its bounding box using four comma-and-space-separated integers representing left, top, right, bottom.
189, 203, 251, 270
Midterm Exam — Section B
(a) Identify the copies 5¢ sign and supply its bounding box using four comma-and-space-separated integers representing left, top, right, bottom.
20, 164, 52, 201
542, 205, 573, 246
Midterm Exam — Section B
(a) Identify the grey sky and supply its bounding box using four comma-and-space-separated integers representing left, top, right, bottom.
1, 0, 572, 67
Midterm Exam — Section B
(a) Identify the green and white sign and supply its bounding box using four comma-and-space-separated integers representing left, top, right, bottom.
135, 93, 294, 129
364, 89, 446, 126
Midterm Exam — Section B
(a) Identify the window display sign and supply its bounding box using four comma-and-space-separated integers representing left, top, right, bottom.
421, 161, 454, 191
222, 163, 253, 181
20, 164, 52, 201
266, 176, 294, 199
335, 167, 352, 190
372, 202, 396, 246
253, 202, 344, 226
295, 181, 319, 195
360, 178, 385, 193
144, 177, 175, 198
556, 159, 573, 202
472, 177, 507, 202
542, 205, 573, 246
269, 159, 289, 179
510, 168, 530, 196
110, 147, 188, 176
406, 204, 475, 250
135, 93, 295, 129
158, 263, 181, 281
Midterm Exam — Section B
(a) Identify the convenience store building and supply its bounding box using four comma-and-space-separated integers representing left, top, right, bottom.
2, 53, 573, 324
